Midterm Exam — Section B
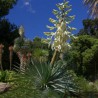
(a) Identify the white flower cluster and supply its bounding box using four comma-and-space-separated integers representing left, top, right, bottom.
43, 0, 76, 53
51, 21, 72, 52
19, 25, 24, 37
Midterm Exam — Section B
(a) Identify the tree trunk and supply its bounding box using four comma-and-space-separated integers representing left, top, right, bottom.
0, 52, 3, 70
20, 55, 24, 73
9, 51, 13, 70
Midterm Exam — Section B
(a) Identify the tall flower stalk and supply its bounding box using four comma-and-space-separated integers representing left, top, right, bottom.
43, 0, 76, 65
0, 44, 4, 70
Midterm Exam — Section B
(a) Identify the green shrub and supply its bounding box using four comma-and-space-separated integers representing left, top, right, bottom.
74, 76, 98, 94
0, 70, 16, 83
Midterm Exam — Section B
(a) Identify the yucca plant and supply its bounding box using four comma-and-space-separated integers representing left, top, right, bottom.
13, 25, 32, 72
24, 60, 79, 97
42, 0, 77, 65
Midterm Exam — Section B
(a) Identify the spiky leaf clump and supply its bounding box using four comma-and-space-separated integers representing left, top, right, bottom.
27, 60, 79, 95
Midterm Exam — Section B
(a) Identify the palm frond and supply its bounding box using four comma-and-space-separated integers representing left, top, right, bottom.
84, 0, 98, 18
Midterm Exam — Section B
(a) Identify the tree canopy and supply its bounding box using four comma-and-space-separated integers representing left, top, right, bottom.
78, 19, 98, 37
0, 0, 19, 70
0, 0, 17, 18
66, 18, 98, 81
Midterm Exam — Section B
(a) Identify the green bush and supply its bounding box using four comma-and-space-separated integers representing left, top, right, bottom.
0, 70, 16, 83
74, 76, 98, 94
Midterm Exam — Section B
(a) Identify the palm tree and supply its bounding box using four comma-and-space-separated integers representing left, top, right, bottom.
84, 0, 98, 18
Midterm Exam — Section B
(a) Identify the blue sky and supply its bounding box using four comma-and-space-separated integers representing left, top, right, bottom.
6, 0, 89, 40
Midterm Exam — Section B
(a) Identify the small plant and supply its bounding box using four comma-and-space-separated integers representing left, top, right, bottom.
0, 70, 16, 83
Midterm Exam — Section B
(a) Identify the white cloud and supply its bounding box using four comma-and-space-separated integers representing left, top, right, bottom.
22, 0, 36, 14
24, 1, 30, 6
